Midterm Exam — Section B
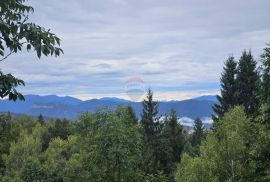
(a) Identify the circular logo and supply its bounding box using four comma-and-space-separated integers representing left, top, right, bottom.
125, 77, 145, 101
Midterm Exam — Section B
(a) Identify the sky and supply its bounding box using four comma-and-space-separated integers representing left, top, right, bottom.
1, 0, 270, 101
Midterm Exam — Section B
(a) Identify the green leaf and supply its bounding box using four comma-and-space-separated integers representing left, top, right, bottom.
37, 47, 41, 58
17, 93, 25, 101
0, 43, 4, 50
27, 44, 31, 51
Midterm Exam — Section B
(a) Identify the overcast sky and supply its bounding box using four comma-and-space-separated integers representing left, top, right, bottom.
1, 0, 270, 100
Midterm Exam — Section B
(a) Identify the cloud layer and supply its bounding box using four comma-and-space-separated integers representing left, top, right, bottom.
1, 0, 270, 100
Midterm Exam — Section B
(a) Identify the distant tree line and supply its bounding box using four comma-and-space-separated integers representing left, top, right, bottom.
0, 89, 205, 181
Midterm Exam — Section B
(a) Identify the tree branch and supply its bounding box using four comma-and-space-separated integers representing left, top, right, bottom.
0, 51, 14, 62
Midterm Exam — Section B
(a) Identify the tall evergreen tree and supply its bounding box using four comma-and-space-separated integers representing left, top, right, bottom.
212, 56, 237, 123
141, 89, 160, 141
163, 110, 184, 162
126, 106, 138, 125
115, 106, 138, 125
260, 44, 270, 125
160, 110, 184, 179
236, 50, 260, 117
37, 114, 45, 125
140, 89, 160, 174
191, 117, 205, 147
257, 45, 270, 179
261, 44, 270, 101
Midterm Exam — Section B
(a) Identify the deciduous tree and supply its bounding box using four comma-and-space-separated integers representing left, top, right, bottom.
0, 0, 63, 101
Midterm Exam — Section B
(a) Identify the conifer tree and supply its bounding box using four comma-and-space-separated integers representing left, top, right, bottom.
126, 105, 138, 125
37, 114, 45, 125
163, 110, 184, 162
191, 117, 205, 147
140, 89, 160, 174
212, 56, 237, 123
236, 50, 260, 117
115, 106, 138, 125
260, 44, 270, 125
141, 89, 159, 140
160, 110, 184, 179
258, 46, 270, 180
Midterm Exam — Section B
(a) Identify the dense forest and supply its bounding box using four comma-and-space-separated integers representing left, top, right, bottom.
1, 0, 270, 181
1, 45, 270, 181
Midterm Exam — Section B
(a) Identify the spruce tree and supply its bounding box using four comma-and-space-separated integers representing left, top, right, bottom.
161, 110, 184, 178
256, 45, 270, 181
141, 89, 159, 140
126, 105, 138, 125
260, 44, 270, 125
115, 106, 138, 125
37, 114, 45, 125
236, 50, 260, 117
163, 110, 184, 162
191, 117, 205, 147
140, 89, 160, 174
212, 56, 237, 124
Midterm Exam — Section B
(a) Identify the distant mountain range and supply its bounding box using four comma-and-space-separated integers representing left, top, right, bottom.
194, 95, 218, 102
0, 94, 218, 127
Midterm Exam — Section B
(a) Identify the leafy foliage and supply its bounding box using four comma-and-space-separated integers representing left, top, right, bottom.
75, 110, 143, 182
0, 114, 13, 174
2, 124, 44, 180
0, 0, 63, 101
0, 71, 25, 101
176, 106, 270, 182
36, 114, 45, 125
0, 110, 144, 181
0, 0, 63, 59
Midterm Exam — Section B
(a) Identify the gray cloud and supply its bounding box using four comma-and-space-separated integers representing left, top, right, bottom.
1, 0, 270, 100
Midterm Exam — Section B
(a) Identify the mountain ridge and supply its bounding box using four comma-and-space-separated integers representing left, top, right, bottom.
0, 94, 217, 121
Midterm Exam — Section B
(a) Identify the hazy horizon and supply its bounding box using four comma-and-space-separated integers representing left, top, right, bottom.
2, 0, 270, 100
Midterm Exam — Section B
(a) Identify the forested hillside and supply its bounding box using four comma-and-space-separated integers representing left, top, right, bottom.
1, 0, 270, 181
1, 46, 270, 181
